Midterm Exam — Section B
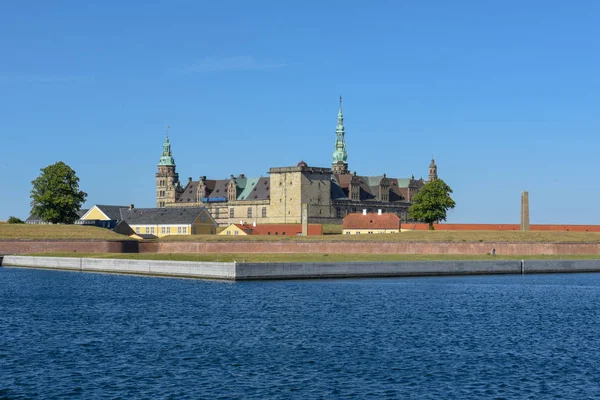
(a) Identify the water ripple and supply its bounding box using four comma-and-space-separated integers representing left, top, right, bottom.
2, 269, 600, 398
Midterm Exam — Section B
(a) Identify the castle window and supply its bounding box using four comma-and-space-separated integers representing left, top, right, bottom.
230, 208, 234, 218
136, 227, 140, 234
262, 207, 267, 217
247, 207, 252, 218
227, 231, 231, 235
161, 227, 166, 234
183, 227, 187, 234
234, 230, 238, 235
214, 208, 219, 218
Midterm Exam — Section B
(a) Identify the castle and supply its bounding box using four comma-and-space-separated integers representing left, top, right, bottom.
156, 98, 438, 226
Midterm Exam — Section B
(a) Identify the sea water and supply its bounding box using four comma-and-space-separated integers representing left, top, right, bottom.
1, 267, 600, 399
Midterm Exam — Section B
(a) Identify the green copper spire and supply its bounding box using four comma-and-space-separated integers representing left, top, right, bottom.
332, 95, 348, 165
158, 125, 176, 166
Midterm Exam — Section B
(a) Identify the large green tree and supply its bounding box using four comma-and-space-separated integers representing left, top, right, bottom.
408, 179, 456, 230
30, 161, 87, 224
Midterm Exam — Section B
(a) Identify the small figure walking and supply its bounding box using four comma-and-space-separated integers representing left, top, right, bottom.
491, 248, 496, 256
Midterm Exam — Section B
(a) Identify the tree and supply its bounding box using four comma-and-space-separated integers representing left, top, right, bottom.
7, 216, 25, 224
408, 179, 456, 230
30, 161, 87, 224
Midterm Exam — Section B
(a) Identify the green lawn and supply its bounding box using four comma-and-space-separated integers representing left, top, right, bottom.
158, 230, 600, 243
28, 252, 600, 263
3, 223, 600, 244
0, 224, 133, 241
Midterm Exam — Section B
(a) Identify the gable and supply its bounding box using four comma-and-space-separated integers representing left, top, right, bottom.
80, 206, 110, 221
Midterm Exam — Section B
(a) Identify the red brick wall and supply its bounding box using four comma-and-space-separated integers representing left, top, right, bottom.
403, 223, 600, 232
0, 240, 138, 254
139, 241, 600, 256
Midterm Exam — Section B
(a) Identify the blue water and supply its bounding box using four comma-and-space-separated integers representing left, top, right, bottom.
2, 269, 600, 399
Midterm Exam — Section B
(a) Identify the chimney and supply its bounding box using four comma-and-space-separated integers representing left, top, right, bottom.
362, 209, 367, 215
378, 209, 382, 215
188, 177, 192, 183
129, 204, 134, 209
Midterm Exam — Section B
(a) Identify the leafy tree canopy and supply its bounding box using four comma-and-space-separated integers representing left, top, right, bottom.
7, 216, 25, 224
408, 179, 456, 230
30, 161, 87, 224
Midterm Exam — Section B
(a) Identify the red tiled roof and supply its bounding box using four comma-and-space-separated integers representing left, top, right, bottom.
342, 213, 401, 230
232, 223, 323, 236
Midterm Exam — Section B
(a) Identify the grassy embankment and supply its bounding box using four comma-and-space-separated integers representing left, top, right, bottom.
4, 223, 600, 243
158, 230, 600, 243
27, 252, 600, 262
0, 224, 131, 241
4, 224, 600, 262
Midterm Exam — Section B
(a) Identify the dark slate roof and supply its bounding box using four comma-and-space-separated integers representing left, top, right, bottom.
94, 205, 129, 221
177, 176, 270, 203
26, 214, 42, 222
208, 179, 230, 199
178, 181, 199, 203
333, 173, 418, 203
120, 207, 207, 225
330, 180, 348, 200
240, 176, 270, 200
76, 209, 89, 217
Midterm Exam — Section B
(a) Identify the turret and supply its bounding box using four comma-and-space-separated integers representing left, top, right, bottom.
428, 157, 438, 181
156, 125, 181, 207
197, 176, 207, 202
332, 96, 349, 174
378, 174, 390, 202
227, 175, 237, 202
349, 171, 361, 201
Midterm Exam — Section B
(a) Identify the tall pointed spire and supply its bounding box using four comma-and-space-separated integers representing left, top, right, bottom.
158, 125, 176, 166
332, 96, 349, 173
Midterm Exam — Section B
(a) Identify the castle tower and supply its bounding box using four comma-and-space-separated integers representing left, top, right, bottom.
332, 96, 349, 174
428, 157, 438, 182
156, 126, 181, 207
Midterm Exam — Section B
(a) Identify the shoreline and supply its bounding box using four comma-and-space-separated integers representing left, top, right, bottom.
3, 256, 600, 281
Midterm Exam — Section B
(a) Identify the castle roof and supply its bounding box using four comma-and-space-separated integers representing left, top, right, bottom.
177, 176, 270, 203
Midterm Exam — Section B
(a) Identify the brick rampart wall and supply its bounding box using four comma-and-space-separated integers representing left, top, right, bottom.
0, 240, 139, 254
1, 239, 597, 256
139, 241, 600, 256
402, 223, 600, 232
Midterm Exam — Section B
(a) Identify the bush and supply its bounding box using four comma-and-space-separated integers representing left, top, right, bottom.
8, 216, 25, 224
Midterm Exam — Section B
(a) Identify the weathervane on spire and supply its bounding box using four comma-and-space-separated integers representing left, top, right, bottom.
339, 95, 342, 109
166, 125, 171, 139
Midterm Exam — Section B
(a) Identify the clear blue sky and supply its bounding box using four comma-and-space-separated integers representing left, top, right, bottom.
1, 0, 599, 223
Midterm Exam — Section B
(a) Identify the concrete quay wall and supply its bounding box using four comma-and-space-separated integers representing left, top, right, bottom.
140, 241, 600, 256
3, 256, 600, 280
2, 256, 235, 280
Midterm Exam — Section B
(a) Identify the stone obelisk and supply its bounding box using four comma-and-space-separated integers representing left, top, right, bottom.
301, 203, 308, 236
520, 191, 530, 231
